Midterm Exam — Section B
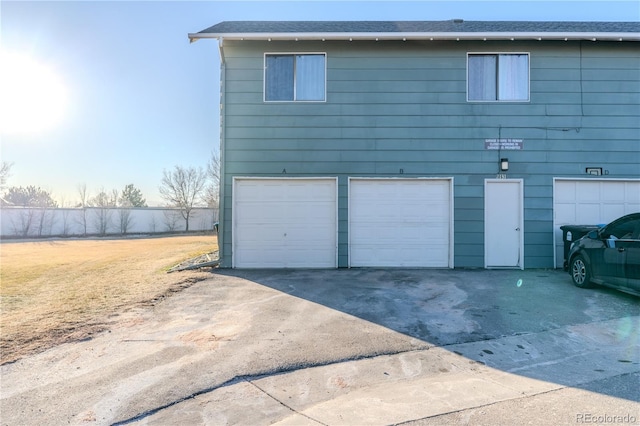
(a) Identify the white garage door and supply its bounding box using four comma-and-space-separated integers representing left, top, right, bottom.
349, 178, 453, 267
233, 178, 337, 268
553, 179, 640, 267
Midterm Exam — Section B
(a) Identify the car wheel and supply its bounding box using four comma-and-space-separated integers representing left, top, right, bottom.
570, 255, 593, 288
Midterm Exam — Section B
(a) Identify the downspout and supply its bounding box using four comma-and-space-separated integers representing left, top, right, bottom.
217, 38, 228, 267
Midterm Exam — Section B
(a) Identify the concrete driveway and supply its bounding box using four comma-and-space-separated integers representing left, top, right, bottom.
1, 268, 638, 425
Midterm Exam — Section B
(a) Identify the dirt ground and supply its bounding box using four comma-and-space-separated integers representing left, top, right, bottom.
0, 234, 217, 365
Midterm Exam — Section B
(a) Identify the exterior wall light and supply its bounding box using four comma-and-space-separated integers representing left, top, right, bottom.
500, 158, 509, 172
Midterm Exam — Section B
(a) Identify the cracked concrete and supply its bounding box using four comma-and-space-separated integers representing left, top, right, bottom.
1, 269, 638, 425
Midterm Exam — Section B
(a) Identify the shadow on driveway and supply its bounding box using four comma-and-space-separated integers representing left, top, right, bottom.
214, 267, 639, 402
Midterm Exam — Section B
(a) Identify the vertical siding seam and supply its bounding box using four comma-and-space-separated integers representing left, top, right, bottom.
579, 41, 585, 117
219, 43, 228, 267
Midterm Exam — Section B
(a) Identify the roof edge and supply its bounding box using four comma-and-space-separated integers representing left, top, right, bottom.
189, 31, 640, 42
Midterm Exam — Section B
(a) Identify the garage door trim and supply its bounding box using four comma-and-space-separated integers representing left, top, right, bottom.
552, 177, 640, 269
348, 177, 454, 268
232, 176, 339, 268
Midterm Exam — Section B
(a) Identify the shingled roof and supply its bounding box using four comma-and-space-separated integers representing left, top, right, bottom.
189, 20, 640, 42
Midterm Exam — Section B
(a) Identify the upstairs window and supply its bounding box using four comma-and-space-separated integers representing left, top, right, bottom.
468, 53, 529, 102
265, 53, 326, 102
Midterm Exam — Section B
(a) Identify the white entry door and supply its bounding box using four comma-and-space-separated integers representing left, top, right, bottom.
485, 179, 524, 269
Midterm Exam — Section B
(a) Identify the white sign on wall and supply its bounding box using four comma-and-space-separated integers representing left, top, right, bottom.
485, 139, 524, 150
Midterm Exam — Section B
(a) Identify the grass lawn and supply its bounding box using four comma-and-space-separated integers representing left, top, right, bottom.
0, 234, 217, 364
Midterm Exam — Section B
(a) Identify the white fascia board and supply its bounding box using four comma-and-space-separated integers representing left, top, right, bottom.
190, 31, 640, 42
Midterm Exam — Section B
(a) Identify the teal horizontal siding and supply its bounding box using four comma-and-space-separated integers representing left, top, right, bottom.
331, 68, 465, 80
583, 105, 640, 116
583, 81, 640, 93
225, 137, 638, 153
525, 209, 553, 222
220, 39, 640, 269
225, 126, 639, 141
226, 114, 616, 129
252, 150, 485, 164
583, 69, 640, 80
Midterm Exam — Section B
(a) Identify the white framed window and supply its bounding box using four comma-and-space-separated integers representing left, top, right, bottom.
264, 53, 326, 102
467, 53, 529, 102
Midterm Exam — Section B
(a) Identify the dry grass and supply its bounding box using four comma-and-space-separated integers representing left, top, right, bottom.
0, 234, 217, 365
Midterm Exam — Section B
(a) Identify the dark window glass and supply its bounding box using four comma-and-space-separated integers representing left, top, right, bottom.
265, 54, 325, 101
468, 54, 529, 101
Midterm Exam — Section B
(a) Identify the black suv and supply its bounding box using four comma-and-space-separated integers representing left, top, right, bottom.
567, 212, 640, 296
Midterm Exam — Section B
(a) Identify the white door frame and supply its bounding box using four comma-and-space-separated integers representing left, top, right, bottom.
232, 176, 339, 268
348, 177, 455, 268
552, 178, 640, 268
484, 179, 524, 269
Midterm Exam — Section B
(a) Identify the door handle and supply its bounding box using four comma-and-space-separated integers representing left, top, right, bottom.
618, 248, 625, 252
515, 227, 520, 231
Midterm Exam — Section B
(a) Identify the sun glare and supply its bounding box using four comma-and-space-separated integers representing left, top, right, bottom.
0, 49, 69, 135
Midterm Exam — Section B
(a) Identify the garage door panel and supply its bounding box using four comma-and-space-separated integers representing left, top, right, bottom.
235, 225, 284, 241
555, 204, 577, 224
287, 249, 335, 267
234, 178, 337, 268
352, 202, 449, 217
350, 223, 446, 241
602, 203, 629, 220
238, 249, 336, 269
603, 185, 626, 201
555, 182, 577, 203
575, 205, 606, 224
350, 179, 452, 268
354, 235, 450, 249
626, 184, 640, 203
238, 221, 334, 237
235, 205, 280, 223
282, 225, 333, 242
576, 182, 602, 201
351, 246, 448, 267
352, 228, 431, 244
353, 183, 448, 201
236, 249, 282, 268
286, 204, 334, 220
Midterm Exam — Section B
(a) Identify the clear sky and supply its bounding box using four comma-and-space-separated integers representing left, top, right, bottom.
1, 1, 638, 206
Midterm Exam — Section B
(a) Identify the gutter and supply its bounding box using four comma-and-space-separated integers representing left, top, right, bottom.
217, 38, 227, 267
189, 31, 640, 42
218, 37, 226, 63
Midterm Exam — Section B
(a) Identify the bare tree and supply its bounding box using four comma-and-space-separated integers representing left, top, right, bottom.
159, 165, 207, 232
10, 210, 36, 237
2, 186, 57, 207
36, 190, 57, 237
163, 209, 181, 232
89, 188, 116, 236
204, 151, 221, 209
117, 201, 134, 235
60, 208, 72, 236
76, 183, 89, 236
148, 214, 158, 233
58, 195, 72, 236
3, 186, 57, 237
116, 184, 145, 234
0, 161, 13, 192
117, 208, 133, 234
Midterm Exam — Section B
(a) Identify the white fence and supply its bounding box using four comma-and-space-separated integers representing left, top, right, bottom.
0, 207, 218, 238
